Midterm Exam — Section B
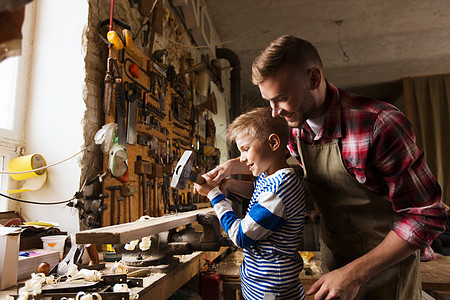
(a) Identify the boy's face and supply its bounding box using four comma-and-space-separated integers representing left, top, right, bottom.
236, 133, 275, 176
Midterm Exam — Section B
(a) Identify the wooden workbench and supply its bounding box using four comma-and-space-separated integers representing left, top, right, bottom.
421, 253, 450, 291
0, 247, 228, 299
1, 208, 228, 299
216, 251, 450, 300
133, 247, 228, 299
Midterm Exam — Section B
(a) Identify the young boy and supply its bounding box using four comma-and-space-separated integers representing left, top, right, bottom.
194, 107, 306, 300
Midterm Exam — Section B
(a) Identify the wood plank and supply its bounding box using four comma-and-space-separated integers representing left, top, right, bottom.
76, 208, 214, 244
421, 253, 450, 291
137, 247, 227, 300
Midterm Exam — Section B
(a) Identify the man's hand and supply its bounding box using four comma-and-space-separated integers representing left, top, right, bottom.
307, 266, 362, 300
193, 174, 218, 197
207, 160, 233, 184
207, 157, 251, 184
307, 231, 419, 299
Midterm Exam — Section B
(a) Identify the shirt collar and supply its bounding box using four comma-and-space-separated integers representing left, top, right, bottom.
304, 80, 342, 140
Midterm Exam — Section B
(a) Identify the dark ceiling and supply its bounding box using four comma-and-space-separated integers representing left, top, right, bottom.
204, 0, 450, 104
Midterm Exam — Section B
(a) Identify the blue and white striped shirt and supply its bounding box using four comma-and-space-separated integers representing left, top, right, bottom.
209, 168, 306, 300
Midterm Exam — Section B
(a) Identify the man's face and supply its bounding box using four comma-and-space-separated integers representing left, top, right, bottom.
259, 71, 318, 128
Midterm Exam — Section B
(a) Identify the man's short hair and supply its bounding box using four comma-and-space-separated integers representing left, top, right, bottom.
252, 35, 323, 85
227, 107, 289, 147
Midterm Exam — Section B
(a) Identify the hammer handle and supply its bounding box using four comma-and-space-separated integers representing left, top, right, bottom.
190, 171, 205, 185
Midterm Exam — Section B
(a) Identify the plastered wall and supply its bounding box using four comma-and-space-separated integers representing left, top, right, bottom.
20, 0, 89, 234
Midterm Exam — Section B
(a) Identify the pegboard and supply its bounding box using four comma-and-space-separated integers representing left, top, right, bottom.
100, 41, 219, 227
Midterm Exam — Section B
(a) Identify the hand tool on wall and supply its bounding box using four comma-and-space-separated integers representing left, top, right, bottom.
152, 163, 163, 216
121, 183, 137, 197
143, 102, 166, 120
149, 71, 166, 111
106, 185, 121, 225
127, 195, 132, 222
117, 196, 124, 224
122, 183, 137, 221
123, 57, 168, 120
136, 156, 152, 216
148, 179, 154, 217
170, 150, 205, 190
102, 0, 120, 116
125, 82, 141, 145
104, 57, 115, 116
114, 60, 127, 146
162, 174, 171, 214
102, 0, 115, 116
139, 99, 150, 126
99, 14, 134, 117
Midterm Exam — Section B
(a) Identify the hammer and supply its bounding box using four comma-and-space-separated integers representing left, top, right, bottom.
170, 150, 205, 190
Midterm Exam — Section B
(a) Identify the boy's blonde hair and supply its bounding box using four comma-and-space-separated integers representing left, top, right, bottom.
227, 107, 289, 147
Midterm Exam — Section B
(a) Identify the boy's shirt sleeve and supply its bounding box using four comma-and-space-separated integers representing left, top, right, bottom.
208, 187, 287, 249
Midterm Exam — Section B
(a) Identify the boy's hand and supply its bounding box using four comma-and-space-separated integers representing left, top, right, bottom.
193, 174, 219, 197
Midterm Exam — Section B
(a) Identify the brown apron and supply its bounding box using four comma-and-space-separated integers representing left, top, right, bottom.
297, 137, 421, 300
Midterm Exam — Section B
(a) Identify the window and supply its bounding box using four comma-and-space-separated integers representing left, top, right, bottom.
0, 15, 30, 210
0, 155, 4, 192
0, 56, 19, 131
0, 56, 21, 210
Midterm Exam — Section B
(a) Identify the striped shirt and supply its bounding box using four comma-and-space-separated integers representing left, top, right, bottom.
287, 81, 447, 260
209, 168, 306, 300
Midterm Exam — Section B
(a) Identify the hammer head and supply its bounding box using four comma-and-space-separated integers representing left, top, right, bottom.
171, 150, 194, 190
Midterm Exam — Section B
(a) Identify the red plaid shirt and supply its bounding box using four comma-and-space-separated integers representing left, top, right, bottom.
288, 81, 447, 259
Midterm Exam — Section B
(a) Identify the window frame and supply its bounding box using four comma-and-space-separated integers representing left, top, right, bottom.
0, 3, 35, 211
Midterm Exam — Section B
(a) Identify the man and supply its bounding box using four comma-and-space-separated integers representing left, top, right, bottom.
207, 35, 447, 300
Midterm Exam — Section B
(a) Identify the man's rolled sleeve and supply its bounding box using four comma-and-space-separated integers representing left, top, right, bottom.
373, 110, 447, 252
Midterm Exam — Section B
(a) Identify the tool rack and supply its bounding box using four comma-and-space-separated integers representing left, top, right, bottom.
101, 38, 218, 227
